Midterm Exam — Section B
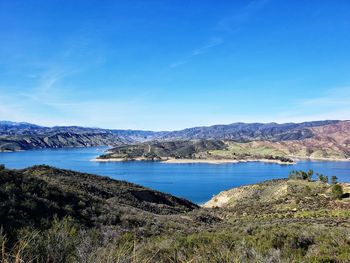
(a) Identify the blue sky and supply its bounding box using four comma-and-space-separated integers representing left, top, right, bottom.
0, 0, 349, 130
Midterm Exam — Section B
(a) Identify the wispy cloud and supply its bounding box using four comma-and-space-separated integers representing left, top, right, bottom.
169, 37, 224, 68
0, 88, 150, 129
169, 0, 271, 68
275, 87, 350, 122
0, 95, 24, 121
192, 37, 224, 56
169, 60, 190, 68
1, 68, 73, 124
19, 69, 73, 105
0, 66, 152, 128
217, 0, 271, 32
301, 87, 350, 107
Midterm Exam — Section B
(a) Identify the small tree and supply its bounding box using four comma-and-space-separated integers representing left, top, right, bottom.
323, 176, 329, 184
307, 169, 313, 181
331, 184, 343, 200
289, 170, 300, 180
0, 164, 5, 170
318, 174, 324, 182
301, 171, 308, 180
317, 174, 329, 184
331, 176, 338, 185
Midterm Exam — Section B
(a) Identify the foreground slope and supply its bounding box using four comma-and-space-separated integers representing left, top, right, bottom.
0, 165, 198, 240
1, 165, 350, 262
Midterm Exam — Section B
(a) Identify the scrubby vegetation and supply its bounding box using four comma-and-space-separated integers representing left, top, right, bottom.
2, 220, 350, 263
288, 169, 314, 180
288, 170, 345, 200
332, 184, 344, 199
0, 165, 198, 243
1, 166, 350, 262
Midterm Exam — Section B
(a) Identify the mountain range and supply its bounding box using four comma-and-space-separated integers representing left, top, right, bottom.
0, 120, 349, 160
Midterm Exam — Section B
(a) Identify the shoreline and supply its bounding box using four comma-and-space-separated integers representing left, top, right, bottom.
161, 158, 295, 165
92, 157, 296, 165
290, 156, 350, 162
0, 149, 24, 153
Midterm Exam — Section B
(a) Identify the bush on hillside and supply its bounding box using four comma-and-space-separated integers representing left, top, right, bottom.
331, 184, 343, 200
288, 170, 312, 181
331, 175, 338, 185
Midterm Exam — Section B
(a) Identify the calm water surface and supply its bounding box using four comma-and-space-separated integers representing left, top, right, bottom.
1, 147, 350, 204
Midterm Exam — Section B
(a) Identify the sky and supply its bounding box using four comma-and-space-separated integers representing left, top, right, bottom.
0, 0, 350, 130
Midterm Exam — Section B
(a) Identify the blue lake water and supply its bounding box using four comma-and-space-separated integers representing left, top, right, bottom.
1, 147, 350, 204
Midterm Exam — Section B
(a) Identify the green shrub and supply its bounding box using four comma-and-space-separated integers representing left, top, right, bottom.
331, 176, 338, 185
331, 184, 343, 200
289, 170, 313, 181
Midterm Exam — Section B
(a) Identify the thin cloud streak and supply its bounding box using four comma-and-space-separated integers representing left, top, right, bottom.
217, 0, 272, 32
301, 88, 350, 107
19, 69, 74, 106
0, 68, 152, 129
169, 0, 271, 68
275, 87, 350, 123
192, 37, 224, 56
169, 37, 224, 68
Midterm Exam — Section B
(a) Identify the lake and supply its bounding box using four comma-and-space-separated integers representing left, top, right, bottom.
1, 147, 350, 204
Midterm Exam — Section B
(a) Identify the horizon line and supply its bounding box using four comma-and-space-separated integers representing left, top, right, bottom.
0, 119, 347, 132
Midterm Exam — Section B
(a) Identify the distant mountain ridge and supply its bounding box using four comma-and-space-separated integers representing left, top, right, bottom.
153, 120, 340, 141
0, 120, 347, 152
0, 122, 156, 151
